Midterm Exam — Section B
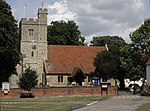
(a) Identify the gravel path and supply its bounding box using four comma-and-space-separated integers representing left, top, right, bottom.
73, 95, 150, 111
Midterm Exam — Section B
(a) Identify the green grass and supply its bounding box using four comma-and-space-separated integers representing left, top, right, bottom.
118, 90, 131, 95
136, 103, 150, 111
1, 95, 110, 102
1, 95, 110, 111
1, 103, 83, 111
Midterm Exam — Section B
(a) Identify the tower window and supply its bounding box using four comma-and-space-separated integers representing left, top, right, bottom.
29, 29, 34, 36
31, 51, 34, 57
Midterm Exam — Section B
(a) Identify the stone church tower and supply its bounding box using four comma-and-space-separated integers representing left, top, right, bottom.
19, 8, 48, 85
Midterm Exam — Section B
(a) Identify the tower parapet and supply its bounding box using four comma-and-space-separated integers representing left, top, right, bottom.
21, 18, 39, 25
37, 8, 48, 24
38, 8, 48, 15
20, 8, 48, 25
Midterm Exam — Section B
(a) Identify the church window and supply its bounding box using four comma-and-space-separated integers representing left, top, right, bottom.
58, 75, 63, 83
31, 51, 34, 57
29, 29, 34, 36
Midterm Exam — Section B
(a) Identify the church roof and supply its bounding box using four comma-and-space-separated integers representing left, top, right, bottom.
45, 45, 106, 75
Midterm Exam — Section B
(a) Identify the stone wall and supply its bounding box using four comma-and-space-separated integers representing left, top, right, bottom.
0, 86, 118, 98
46, 75, 92, 86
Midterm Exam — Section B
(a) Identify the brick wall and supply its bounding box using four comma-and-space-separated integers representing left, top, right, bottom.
0, 86, 118, 98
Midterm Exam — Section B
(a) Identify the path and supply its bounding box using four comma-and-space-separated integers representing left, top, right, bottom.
73, 95, 150, 111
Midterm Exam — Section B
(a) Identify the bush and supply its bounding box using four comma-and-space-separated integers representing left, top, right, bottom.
140, 85, 150, 96
18, 67, 38, 91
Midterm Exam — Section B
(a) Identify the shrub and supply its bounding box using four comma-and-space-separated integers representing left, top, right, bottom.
140, 85, 150, 96
18, 67, 38, 91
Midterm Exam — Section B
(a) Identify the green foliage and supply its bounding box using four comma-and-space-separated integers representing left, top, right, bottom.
121, 19, 150, 82
0, 0, 20, 85
18, 68, 38, 91
93, 46, 119, 80
120, 45, 147, 81
130, 18, 150, 54
136, 103, 150, 111
47, 20, 85, 45
92, 36, 126, 88
91, 36, 126, 47
140, 85, 150, 96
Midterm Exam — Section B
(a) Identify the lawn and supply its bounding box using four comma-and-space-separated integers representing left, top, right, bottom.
136, 103, 150, 111
1, 103, 83, 111
0, 95, 110, 111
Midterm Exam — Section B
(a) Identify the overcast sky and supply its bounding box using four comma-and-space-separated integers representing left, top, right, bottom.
6, 0, 150, 44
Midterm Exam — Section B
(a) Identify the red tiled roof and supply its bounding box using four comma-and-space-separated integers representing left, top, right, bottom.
45, 45, 106, 75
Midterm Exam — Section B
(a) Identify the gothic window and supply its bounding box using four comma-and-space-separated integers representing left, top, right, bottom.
28, 29, 34, 36
58, 75, 63, 83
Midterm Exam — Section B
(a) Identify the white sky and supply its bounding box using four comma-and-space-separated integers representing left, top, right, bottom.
6, 0, 150, 44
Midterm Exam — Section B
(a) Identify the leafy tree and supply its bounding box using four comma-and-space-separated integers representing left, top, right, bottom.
18, 68, 38, 91
129, 19, 150, 89
120, 45, 147, 93
130, 18, 150, 55
91, 36, 126, 89
93, 46, 119, 82
0, 0, 20, 86
47, 20, 85, 45
120, 45, 147, 80
91, 36, 126, 47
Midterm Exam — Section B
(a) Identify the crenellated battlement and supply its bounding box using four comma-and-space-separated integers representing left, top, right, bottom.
38, 8, 48, 14
21, 8, 48, 25
21, 18, 39, 24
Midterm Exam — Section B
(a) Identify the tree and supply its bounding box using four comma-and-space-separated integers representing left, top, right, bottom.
91, 36, 126, 47
0, 0, 20, 86
91, 36, 126, 89
129, 19, 150, 89
93, 46, 119, 82
130, 19, 150, 55
120, 45, 147, 93
47, 20, 85, 45
18, 68, 38, 91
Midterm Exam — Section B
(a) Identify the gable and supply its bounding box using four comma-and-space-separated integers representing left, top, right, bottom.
45, 45, 106, 75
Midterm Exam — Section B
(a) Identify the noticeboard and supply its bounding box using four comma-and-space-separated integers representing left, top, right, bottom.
2, 82, 10, 94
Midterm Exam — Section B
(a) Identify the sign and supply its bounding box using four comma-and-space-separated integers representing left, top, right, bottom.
102, 84, 108, 88
2, 82, 10, 94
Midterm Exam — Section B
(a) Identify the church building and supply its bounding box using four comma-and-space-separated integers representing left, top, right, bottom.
9, 8, 106, 88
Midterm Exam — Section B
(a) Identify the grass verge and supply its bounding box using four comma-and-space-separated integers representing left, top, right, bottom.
136, 103, 150, 111
1, 95, 110, 111
1, 103, 84, 111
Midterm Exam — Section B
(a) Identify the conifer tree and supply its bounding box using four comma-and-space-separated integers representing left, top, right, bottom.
18, 68, 38, 91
